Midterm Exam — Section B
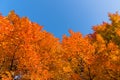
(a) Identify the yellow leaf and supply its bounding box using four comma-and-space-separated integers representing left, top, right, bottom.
63, 66, 72, 73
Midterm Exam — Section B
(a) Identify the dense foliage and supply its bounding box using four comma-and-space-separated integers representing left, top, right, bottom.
0, 11, 119, 80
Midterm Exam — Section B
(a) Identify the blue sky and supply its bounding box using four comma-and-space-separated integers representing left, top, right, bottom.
0, 0, 120, 38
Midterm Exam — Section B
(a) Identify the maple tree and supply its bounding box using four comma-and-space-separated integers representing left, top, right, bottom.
62, 30, 95, 80
0, 11, 120, 80
87, 12, 120, 80
0, 11, 43, 79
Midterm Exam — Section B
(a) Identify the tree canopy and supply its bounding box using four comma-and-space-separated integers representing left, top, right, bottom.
0, 11, 119, 80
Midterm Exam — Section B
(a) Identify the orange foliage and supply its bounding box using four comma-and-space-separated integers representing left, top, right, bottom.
0, 11, 120, 80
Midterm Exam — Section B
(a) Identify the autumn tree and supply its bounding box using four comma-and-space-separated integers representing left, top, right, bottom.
87, 12, 120, 80
62, 30, 95, 80
0, 11, 46, 79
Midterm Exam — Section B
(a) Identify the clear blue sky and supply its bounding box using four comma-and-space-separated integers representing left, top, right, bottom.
0, 0, 120, 38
